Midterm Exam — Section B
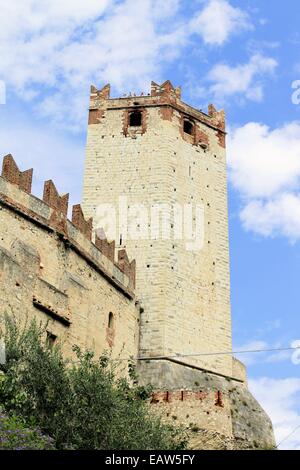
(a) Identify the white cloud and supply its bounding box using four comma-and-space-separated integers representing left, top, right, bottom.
1, 0, 110, 27
265, 348, 292, 364
228, 121, 300, 239
189, 0, 251, 46
0, 0, 186, 130
291, 340, 300, 365
234, 337, 299, 366
207, 54, 277, 103
234, 340, 268, 366
0, 0, 252, 130
0, 112, 85, 210
249, 377, 300, 450
240, 194, 300, 240
228, 122, 300, 199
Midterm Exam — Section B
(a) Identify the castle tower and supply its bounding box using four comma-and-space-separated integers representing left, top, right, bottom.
82, 81, 232, 378
83, 81, 275, 448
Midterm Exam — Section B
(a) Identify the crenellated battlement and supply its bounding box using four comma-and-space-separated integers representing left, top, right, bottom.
2, 154, 33, 193
88, 80, 226, 136
0, 155, 136, 295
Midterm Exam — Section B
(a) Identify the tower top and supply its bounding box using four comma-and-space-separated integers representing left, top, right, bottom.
89, 80, 225, 133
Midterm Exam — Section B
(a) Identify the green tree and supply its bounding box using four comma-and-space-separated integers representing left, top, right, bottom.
0, 316, 186, 450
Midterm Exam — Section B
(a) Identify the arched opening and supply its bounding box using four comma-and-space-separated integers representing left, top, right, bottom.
108, 312, 114, 329
129, 111, 142, 127
183, 119, 194, 135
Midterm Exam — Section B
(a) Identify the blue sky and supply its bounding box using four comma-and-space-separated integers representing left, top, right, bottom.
0, 0, 300, 449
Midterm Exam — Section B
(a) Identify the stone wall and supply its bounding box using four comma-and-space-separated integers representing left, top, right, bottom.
138, 359, 275, 449
0, 155, 139, 369
150, 388, 232, 438
83, 80, 232, 377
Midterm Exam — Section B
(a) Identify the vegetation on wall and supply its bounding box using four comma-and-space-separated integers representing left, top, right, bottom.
0, 316, 186, 450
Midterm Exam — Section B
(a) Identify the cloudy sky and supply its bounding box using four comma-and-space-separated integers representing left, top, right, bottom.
0, 0, 300, 449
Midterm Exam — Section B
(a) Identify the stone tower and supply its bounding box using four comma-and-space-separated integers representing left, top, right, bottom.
82, 80, 275, 449
83, 80, 231, 376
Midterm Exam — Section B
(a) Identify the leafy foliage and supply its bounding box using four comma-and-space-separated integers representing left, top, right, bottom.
0, 407, 55, 450
0, 316, 186, 450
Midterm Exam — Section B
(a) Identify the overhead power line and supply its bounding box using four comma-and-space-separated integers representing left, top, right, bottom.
113, 345, 300, 362
276, 424, 300, 449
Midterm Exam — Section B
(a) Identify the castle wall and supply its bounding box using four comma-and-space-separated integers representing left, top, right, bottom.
0, 158, 139, 370
0, 81, 275, 450
150, 388, 232, 438
83, 82, 232, 377
138, 359, 275, 449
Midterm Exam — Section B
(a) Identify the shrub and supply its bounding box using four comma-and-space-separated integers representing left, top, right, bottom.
0, 316, 186, 450
0, 408, 55, 450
